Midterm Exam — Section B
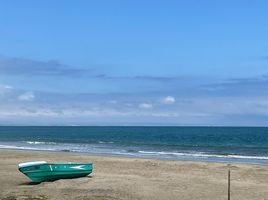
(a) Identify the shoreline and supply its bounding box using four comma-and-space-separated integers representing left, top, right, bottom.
1, 146, 268, 166
0, 149, 268, 200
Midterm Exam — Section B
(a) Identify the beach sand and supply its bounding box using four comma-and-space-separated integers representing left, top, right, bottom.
0, 150, 267, 200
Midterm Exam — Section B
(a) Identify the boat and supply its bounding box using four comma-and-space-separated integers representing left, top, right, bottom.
18, 161, 93, 183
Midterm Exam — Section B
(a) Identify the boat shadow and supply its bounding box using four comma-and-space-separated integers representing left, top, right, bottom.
19, 175, 93, 185
19, 181, 42, 185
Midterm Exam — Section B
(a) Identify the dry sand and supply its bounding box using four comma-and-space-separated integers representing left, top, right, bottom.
0, 150, 267, 200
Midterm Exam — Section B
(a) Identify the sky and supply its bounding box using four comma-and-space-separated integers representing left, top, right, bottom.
0, 0, 268, 126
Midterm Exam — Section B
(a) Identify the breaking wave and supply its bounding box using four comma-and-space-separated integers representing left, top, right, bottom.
138, 150, 268, 160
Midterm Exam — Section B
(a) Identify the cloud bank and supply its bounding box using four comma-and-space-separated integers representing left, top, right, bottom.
0, 56, 92, 77
1, 55, 268, 125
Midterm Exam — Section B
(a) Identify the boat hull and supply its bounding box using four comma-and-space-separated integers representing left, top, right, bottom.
19, 163, 93, 183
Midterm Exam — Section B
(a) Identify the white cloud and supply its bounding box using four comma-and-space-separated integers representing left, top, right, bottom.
18, 92, 35, 101
108, 100, 117, 104
0, 84, 13, 95
162, 96, 176, 104
139, 103, 153, 109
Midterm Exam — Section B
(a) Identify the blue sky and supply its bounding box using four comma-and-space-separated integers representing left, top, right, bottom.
0, 0, 268, 125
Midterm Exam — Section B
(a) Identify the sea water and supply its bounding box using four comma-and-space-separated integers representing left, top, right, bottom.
0, 126, 267, 165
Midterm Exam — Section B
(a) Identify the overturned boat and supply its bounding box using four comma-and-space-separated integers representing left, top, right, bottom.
18, 161, 93, 183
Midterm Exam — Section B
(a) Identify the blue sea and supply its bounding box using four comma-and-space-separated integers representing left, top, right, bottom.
0, 126, 268, 165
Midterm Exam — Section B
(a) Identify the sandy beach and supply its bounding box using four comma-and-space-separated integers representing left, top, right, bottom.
0, 150, 267, 200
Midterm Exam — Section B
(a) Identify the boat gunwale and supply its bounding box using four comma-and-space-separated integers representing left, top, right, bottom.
19, 162, 93, 169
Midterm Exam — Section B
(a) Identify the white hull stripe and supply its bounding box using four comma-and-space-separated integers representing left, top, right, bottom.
70, 165, 85, 170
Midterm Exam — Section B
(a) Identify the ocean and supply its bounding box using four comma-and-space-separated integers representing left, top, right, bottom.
0, 126, 267, 165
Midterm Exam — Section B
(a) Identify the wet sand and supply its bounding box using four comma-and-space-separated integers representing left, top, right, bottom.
0, 150, 267, 200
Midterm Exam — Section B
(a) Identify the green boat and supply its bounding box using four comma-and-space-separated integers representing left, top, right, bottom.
18, 161, 93, 183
